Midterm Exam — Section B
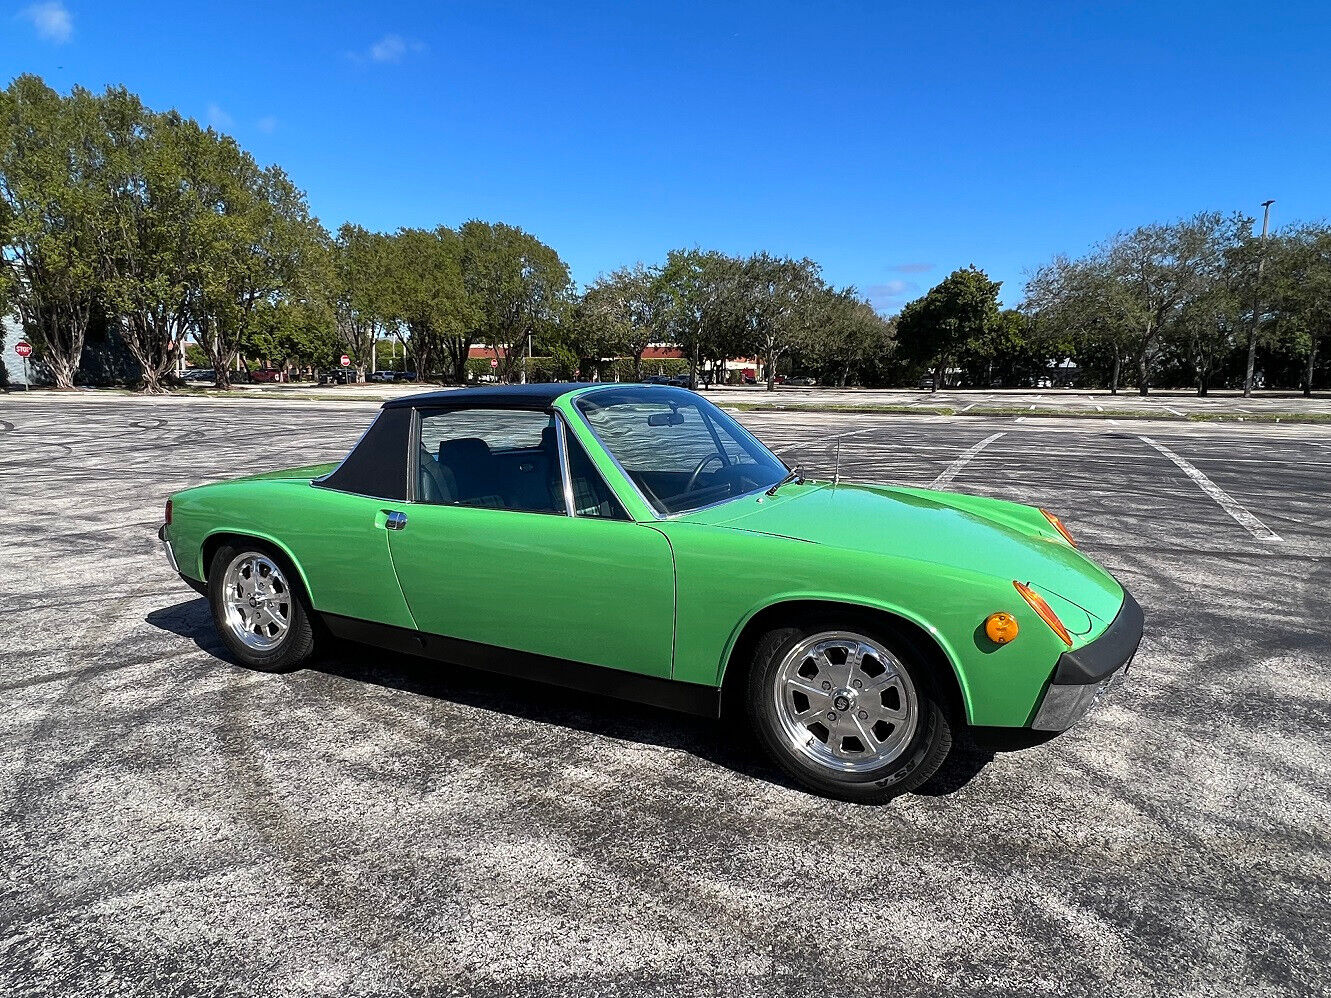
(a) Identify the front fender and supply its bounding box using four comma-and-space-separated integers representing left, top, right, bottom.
715, 590, 976, 722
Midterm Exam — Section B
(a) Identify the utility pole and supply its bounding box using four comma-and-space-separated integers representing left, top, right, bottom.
1243, 199, 1275, 398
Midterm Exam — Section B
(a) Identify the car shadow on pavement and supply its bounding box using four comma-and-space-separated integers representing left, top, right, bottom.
147, 597, 1008, 800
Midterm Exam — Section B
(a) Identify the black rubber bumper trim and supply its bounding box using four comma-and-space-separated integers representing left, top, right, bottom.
320, 612, 723, 718
1050, 589, 1144, 685
178, 573, 208, 596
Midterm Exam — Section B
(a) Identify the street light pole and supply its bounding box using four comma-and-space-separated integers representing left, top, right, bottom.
1243, 199, 1275, 398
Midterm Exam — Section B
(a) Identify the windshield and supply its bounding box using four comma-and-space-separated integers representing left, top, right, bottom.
575, 386, 788, 515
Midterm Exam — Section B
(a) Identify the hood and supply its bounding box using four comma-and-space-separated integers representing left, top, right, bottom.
683, 481, 1123, 629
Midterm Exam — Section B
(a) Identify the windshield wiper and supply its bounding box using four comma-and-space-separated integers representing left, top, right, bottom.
766, 465, 803, 496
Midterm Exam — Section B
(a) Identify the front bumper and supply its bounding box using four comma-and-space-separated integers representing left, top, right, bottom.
1030, 590, 1144, 731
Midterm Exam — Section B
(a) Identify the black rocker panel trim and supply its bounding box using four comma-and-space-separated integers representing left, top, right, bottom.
320, 613, 722, 718
1050, 588, 1145, 685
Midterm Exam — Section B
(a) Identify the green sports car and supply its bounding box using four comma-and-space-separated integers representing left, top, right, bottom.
160, 383, 1143, 803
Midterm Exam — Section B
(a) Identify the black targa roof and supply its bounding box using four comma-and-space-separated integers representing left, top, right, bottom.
381, 383, 598, 410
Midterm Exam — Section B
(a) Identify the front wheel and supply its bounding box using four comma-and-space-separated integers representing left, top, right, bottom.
207, 542, 317, 672
746, 623, 952, 804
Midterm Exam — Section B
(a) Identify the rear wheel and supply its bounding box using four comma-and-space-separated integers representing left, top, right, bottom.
207, 542, 316, 672
746, 623, 952, 803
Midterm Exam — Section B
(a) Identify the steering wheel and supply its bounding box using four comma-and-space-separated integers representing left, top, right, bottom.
685, 452, 727, 493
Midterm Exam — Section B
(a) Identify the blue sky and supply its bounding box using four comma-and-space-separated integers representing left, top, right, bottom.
5, 1, 1330, 309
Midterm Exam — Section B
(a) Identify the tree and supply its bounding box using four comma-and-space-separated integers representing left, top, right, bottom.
896, 266, 1001, 391
384, 226, 469, 381
242, 296, 339, 374
800, 287, 893, 387
1266, 225, 1331, 397
655, 249, 736, 389
459, 221, 570, 383
1101, 211, 1247, 395
89, 92, 202, 393
193, 150, 324, 390
331, 223, 393, 382
738, 254, 824, 391
1024, 255, 1136, 393
580, 263, 666, 381
958, 308, 1051, 388
0, 75, 104, 389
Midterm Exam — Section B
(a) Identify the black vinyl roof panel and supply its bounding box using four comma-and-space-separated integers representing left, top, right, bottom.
382, 383, 598, 410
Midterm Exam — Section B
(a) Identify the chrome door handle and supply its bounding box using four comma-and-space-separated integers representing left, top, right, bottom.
385, 510, 408, 530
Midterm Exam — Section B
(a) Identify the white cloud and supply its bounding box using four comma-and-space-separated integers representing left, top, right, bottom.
256, 115, 278, 134
371, 34, 407, 62
207, 103, 234, 130
353, 33, 426, 64
19, 1, 72, 43
890, 262, 935, 274
867, 279, 918, 311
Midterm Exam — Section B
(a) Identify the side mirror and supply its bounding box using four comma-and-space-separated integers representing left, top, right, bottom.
648, 411, 685, 426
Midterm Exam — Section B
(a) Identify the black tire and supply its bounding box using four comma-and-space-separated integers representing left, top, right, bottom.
207, 541, 317, 672
746, 619, 953, 804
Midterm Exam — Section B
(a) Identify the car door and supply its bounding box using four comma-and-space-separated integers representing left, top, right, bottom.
384, 406, 676, 678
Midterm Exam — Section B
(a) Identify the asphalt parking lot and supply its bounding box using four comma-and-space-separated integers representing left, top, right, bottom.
1, 395, 1328, 997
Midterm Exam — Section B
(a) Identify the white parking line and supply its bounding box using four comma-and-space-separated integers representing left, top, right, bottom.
1138, 435, 1282, 541
929, 432, 1005, 489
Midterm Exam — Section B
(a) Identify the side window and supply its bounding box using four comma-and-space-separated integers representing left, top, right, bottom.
563, 429, 628, 520
416, 408, 564, 514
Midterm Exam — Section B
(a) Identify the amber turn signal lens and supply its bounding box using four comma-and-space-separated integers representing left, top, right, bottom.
1014, 580, 1073, 647
1041, 509, 1076, 546
984, 612, 1019, 645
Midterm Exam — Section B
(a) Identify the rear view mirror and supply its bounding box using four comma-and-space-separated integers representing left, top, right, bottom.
648, 411, 685, 426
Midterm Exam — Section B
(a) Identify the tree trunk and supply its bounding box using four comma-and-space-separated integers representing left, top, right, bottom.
1137, 329, 1150, 396
1305, 338, 1319, 397
44, 306, 91, 389
766, 346, 777, 391
691, 335, 701, 391
633, 352, 644, 383
1110, 347, 1121, 395
46, 350, 78, 390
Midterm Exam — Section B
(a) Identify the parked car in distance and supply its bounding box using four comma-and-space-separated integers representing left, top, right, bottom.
370, 371, 396, 383
180, 368, 215, 382
160, 382, 1143, 804
787, 377, 817, 387
319, 369, 352, 385
249, 368, 285, 384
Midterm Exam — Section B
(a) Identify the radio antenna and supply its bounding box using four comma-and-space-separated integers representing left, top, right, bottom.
833, 440, 841, 485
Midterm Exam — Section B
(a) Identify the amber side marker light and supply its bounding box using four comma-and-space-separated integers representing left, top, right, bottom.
1014, 580, 1073, 647
984, 612, 1019, 645
1041, 509, 1076, 546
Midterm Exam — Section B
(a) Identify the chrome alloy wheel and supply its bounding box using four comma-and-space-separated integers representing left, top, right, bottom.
773, 631, 920, 774
221, 552, 293, 652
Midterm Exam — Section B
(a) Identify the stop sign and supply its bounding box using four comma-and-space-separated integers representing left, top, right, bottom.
490, 359, 498, 369
15, 341, 32, 359
339, 354, 350, 368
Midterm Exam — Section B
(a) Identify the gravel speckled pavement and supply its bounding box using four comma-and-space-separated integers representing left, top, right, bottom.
1, 395, 1328, 997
